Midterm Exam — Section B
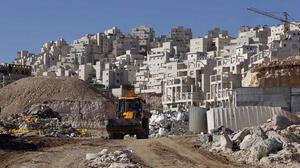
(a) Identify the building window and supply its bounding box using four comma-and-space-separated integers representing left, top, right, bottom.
292, 44, 298, 48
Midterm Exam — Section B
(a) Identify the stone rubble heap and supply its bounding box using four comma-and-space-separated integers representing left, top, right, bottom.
195, 115, 300, 168
85, 149, 141, 168
149, 110, 189, 137
0, 104, 80, 137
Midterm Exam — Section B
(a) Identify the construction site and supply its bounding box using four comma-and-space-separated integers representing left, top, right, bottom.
0, 76, 299, 168
1, 3, 300, 168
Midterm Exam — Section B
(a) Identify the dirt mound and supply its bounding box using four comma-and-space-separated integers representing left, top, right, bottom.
0, 76, 113, 118
243, 56, 300, 87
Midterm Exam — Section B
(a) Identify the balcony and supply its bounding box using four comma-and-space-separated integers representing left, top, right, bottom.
165, 76, 190, 85
206, 89, 233, 101
162, 92, 201, 104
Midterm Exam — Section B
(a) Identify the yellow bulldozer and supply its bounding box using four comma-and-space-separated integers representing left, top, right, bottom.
106, 90, 151, 139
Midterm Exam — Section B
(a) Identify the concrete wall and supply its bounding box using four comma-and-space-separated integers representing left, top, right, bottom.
207, 106, 299, 133
291, 88, 300, 114
235, 87, 300, 115
189, 106, 207, 133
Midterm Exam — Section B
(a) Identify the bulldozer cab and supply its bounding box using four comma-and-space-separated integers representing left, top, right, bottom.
107, 90, 150, 139
118, 97, 143, 119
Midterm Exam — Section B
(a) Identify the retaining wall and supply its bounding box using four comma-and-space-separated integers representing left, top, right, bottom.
207, 106, 300, 133
235, 87, 300, 115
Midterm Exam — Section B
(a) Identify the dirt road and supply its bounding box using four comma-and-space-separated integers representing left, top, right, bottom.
0, 136, 251, 168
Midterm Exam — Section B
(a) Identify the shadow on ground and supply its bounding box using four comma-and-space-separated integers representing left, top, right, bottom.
0, 134, 37, 151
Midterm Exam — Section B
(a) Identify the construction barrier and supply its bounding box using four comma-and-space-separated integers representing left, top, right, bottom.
189, 106, 207, 133
207, 106, 300, 133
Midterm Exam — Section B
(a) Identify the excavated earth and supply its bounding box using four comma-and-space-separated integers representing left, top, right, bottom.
0, 77, 116, 128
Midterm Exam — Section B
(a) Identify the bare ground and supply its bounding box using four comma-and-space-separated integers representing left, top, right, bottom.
0, 135, 254, 168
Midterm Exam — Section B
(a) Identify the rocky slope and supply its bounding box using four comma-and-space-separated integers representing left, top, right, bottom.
243, 56, 300, 87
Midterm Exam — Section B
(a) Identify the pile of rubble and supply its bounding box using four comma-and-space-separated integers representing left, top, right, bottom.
85, 149, 141, 168
195, 115, 300, 167
0, 104, 80, 137
149, 110, 189, 137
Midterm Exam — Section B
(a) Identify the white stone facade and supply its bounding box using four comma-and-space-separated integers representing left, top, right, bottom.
11, 24, 300, 111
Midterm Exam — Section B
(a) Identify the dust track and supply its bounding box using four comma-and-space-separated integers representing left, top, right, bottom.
0, 136, 252, 168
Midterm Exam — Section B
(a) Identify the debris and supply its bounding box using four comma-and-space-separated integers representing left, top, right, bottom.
0, 104, 80, 137
85, 149, 141, 168
219, 134, 233, 153
240, 134, 265, 150
231, 129, 250, 144
250, 137, 282, 160
194, 114, 300, 168
86, 153, 99, 160
272, 115, 293, 130
250, 127, 268, 139
149, 110, 189, 137
196, 134, 213, 144
210, 126, 234, 135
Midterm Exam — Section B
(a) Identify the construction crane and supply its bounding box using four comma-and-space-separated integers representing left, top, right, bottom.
247, 8, 300, 39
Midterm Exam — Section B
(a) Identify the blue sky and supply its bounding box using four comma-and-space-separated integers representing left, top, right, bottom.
0, 0, 298, 63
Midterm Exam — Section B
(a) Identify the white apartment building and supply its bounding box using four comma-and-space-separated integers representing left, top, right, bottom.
205, 26, 269, 108
96, 33, 113, 54
169, 26, 192, 45
267, 23, 300, 44
134, 64, 149, 94
140, 42, 175, 94
115, 49, 145, 85
267, 23, 300, 61
104, 26, 121, 36
190, 28, 231, 58
168, 26, 193, 57
112, 33, 139, 57
78, 63, 95, 83
132, 25, 155, 54
162, 56, 214, 111
69, 34, 102, 65
102, 63, 129, 89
